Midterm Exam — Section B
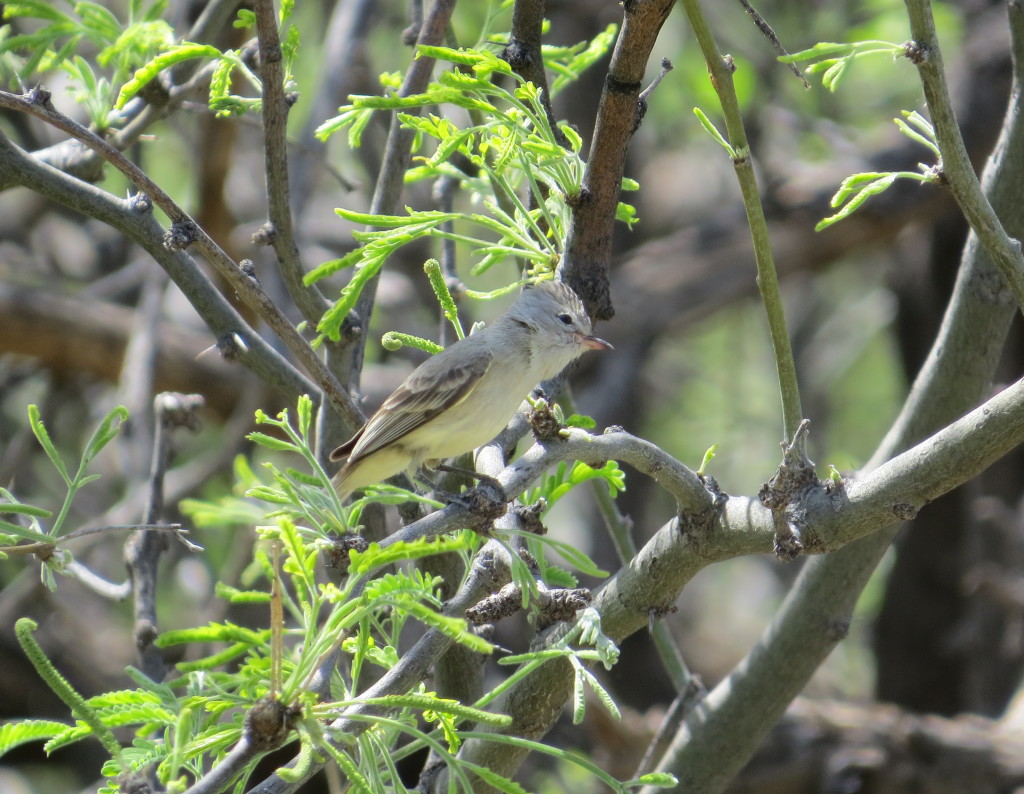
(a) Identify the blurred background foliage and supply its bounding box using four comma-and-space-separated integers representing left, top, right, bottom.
1, 0, 1019, 791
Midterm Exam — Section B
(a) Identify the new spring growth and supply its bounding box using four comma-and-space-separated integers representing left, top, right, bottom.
423, 258, 464, 339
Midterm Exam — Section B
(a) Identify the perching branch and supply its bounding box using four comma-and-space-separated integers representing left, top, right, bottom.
456, 368, 1024, 789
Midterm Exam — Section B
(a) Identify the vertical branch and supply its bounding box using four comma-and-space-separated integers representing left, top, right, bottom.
502, 0, 565, 146
903, 0, 1024, 310
117, 269, 168, 472
680, 0, 804, 447
253, 0, 329, 325
561, 0, 675, 322
124, 392, 204, 681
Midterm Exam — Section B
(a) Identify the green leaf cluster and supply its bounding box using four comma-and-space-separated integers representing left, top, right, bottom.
0, 0, 172, 128
817, 110, 941, 230
0, 1, 302, 129
3, 391, 640, 791
779, 39, 906, 92
0, 404, 127, 589
307, 36, 635, 344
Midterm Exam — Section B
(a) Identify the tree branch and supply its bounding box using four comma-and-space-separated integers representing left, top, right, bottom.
253, 0, 329, 325
903, 0, 1024, 309
0, 90, 364, 429
0, 131, 317, 406
459, 369, 1024, 789
642, 3, 1024, 787
681, 0, 804, 447
561, 0, 676, 321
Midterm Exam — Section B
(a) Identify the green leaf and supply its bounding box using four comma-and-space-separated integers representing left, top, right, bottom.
215, 581, 271, 603
816, 173, 899, 230
0, 494, 52, 519
115, 42, 223, 108
533, 535, 609, 578
581, 668, 620, 719
624, 772, 679, 788
360, 694, 511, 727
81, 405, 128, 466
692, 107, 736, 158
779, 40, 904, 92
155, 622, 269, 647
246, 432, 300, 453
0, 520, 52, 544
571, 662, 586, 723
894, 110, 940, 157
75, 2, 121, 42
0, 720, 71, 757
460, 762, 529, 794
27, 404, 69, 482
347, 536, 475, 575
234, 8, 255, 28
697, 444, 718, 475
778, 41, 861, 63
173, 641, 253, 673
548, 23, 617, 96
296, 393, 313, 440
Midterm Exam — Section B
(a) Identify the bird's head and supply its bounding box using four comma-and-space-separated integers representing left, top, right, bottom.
509, 280, 612, 377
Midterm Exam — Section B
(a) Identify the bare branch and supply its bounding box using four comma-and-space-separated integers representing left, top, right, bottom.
0, 89, 364, 429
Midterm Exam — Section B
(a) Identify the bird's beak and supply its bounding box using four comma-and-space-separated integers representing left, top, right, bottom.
580, 334, 613, 351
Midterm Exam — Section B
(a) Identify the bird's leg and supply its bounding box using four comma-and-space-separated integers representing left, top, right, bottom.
426, 463, 508, 523
435, 463, 502, 492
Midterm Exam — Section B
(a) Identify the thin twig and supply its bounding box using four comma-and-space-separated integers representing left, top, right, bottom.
124, 392, 203, 681
681, 0, 805, 450
736, 0, 809, 87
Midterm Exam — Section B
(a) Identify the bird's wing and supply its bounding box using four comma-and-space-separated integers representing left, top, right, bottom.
331, 344, 493, 464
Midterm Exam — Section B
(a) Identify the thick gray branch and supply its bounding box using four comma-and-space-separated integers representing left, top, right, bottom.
0, 131, 315, 402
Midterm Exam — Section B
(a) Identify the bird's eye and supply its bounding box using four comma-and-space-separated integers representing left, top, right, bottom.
556, 313, 573, 326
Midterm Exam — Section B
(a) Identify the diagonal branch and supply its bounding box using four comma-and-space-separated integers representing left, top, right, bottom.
0, 130, 316, 405
0, 87, 364, 430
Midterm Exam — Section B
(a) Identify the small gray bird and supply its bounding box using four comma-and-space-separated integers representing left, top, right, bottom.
331, 280, 611, 498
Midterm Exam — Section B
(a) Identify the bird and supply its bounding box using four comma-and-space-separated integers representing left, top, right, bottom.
331, 279, 611, 498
